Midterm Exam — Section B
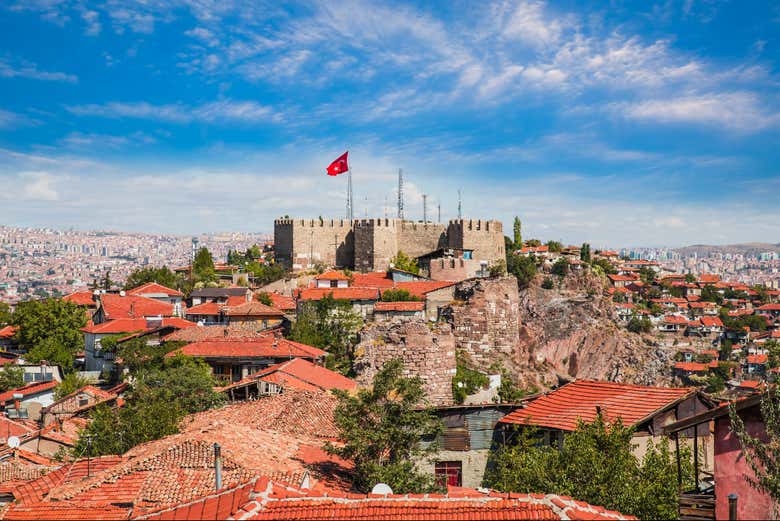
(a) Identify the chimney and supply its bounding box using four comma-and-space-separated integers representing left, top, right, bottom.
129, 302, 136, 318
12, 393, 23, 412
214, 443, 223, 490
223, 328, 229, 338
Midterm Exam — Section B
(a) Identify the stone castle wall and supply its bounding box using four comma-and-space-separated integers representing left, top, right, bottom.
353, 319, 456, 405
274, 218, 505, 272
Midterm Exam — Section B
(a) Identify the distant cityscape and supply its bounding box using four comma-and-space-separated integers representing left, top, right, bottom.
0, 225, 271, 303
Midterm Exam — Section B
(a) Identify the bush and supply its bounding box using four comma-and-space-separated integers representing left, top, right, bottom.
255, 292, 273, 306
452, 352, 489, 404
506, 254, 537, 289
381, 289, 421, 302
551, 258, 569, 277
627, 316, 653, 334
541, 277, 554, 289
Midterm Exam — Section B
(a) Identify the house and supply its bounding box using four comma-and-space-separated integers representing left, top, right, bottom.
0, 326, 17, 350
498, 380, 713, 467
93, 293, 174, 324
673, 361, 710, 380
0, 381, 58, 421
687, 316, 724, 336
418, 403, 520, 488
392, 280, 457, 321
756, 303, 780, 320
297, 287, 380, 318
189, 287, 252, 306
314, 270, 350, 288
613, 303, 636, 323
16, 364, 62, 385
166, 337, 327, 384
186, 299, 284, 328
657, 314, 689, 333
40, 384, 123, 426
81, 316, 196, 372
664, 393, 773, 520
416, 248, 483, 281
607, 274, 639, 288
518, 244, 550, 257
688, 301, 718, 317
266, 292, 296, 314
219, 357, 357, 400
373, 300, 425, 320
126, 282, 184, 316
745, 354, 768, 377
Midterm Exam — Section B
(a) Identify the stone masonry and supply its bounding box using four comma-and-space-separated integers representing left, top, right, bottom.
353, 318, 456, 405
274, 218, 504, 272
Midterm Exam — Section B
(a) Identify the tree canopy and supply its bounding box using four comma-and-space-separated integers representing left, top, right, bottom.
0, 302, 12, 326
0, 366, 25, 392
192, 247, 218, 284
506, 254, 537, 289
512, 217, 522, 250
381, 289, 421, 302
580, 243, 591, 263
326, 359, 442, 493
12, 298, 87, 370
485, 414, 692, 520
123, 266, 182, 291
390, 251, 419, 275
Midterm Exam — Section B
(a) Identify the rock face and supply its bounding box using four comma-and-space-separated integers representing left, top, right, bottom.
353, 319, 456, 405
442, 271, 675, 390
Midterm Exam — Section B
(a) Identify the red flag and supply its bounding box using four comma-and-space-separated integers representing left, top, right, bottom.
326, 151, 349, 176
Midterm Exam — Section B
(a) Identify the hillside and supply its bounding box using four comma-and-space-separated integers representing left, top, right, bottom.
674, 242, 780, 256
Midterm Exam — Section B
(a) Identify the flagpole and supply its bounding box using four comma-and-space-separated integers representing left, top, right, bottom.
347, 167, 354, 220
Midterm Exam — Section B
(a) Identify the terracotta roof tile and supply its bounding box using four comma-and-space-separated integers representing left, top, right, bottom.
81, 317, 196, 334
315, 271, 350, 281
230, 358, 357, 393
0, 380, 58, 403
168, 338, 326, 360
374, 301, 425, 312
99, 294, 174, 320
298, 288, 379, 301
126, 282, 184, 298
499, 380, 693, 431
62, 291, 97, 307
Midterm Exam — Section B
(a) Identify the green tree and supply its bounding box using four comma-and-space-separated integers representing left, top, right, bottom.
381, 289, 421, 302
551, 258, 569, 277
54, 372, 96, 400
700, 285, 723, 305
639, 266, 656, 284
506, 254, 537, 289
255, 292, 273, 306
685, 273, 697, 283
76, 355, 223, 456
246, 262, 287, 287
0, 302, 12, 326
452, 352, 489, 404
580, 243, 591, 263
288, 295, 363, 375
627, 316, 653, 334
590, 258, 617, 274
12, 299, 87, 370
0, 366, 25, 392
485, 414, 691, 520
116, 337, 186, 375
325, 359, 442, 493
541, 277, 555, 290
192, 247, 218, 284
729, 387, 780, 504
390, 251, 419, 275
546, 240, 562, 253
123, 266, 182, 291
513, 217, 522, 249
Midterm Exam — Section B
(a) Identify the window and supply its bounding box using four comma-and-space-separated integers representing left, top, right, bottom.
434, 461, 462, 487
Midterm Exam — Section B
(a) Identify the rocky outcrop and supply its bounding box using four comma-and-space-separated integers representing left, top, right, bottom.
442, 271, 675, 390
353, 319, 456, 405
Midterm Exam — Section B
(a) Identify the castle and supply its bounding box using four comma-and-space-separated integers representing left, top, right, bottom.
274, 218, 505, 272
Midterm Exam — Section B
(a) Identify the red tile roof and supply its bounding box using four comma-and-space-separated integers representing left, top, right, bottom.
737, 380, 763, 390
698, 274, 720, 284
663, 315, 689, 325
267, 292, 296, 311
81, 317, 196, 334
0, 381, 58, 403
168, 337, 326, 360
224, 301, 284, 318
298, 288, 380, 301
350, 272, 395, 289
185, 301, 222, 315
249, 358, 357, 392
674, 362, 709, 373
499, 380, 694, 431
757, 303, 780, 311
0, 416, 36, 442
699, 316, 724, 327
99, 294, 174, 320
315, 270, 350, 281
0, 325, 17, 338
747, 354, 768, 364
392, 280, 456, 299
62, 291, 97, 307
126, 282, 184, 298
607, 274, 639, 282
374, 301, 425, 312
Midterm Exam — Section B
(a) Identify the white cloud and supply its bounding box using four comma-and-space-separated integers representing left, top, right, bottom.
500, 1, 567, 48
0, 57, 77, 83
81, 9, 101, 36
66, 99, 280, 124
18, 172, 60, 201
613, 92, 780, 131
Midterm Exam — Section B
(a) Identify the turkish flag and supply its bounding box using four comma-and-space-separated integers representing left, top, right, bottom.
326, 151, 349, 176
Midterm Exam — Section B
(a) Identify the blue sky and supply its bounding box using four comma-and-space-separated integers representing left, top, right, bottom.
0, 0, 778, 247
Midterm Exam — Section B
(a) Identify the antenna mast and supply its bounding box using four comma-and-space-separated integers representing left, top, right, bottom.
397, 168, 404, 220
422, 194, 428, 223
437, 202, 441, 223
457, 189, 462, 219
346, 168, 354, 220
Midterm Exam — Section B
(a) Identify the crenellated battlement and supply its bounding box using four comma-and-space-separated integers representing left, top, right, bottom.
448, 219, 503, 233
274, 218, 354, 228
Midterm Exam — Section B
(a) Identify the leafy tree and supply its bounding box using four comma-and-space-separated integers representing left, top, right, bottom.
116, 337, 186, 375
0, 302, 12, 326
255, 292, 273, 306
551, 258, 569, 277
719, 338, 733, 362
546, 240, 562, 253
513, 217, 522, 250
729, 387, 780, 504
489, 259, 507, 277
590, 257, 617, 275
54, 372, 96, 400
123, 266, 182, 291
580, 243, 591, 263
485, 414, 691, 520
76, 355, 223, 456
627, 316, 653, 334
541, 277, 554, 290
639, 266, 656, 284
325, 359, 442, 493
381, 289, 421, 302
700, 285, 723, 305
288, 295, 363, 375
12, 299, 87, 370
0, 366, 25, 392
452, 352, 489, 404
525, 239, 541, 247
246, 261, 287, 287
101, 270, 113, 291
506, 254, 537, 289
390, 251, 419, 275
192, 247, 218, 284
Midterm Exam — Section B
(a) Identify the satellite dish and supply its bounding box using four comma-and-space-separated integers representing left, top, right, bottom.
371, 483, 393, 496
7, 436, 20, 449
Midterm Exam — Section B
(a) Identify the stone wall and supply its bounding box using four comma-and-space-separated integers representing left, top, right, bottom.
274, 219, 354, 270
447, 220, 505, 266
398, 222, 447, 259
354, 219, 399, 272
353, 319, 456, 405
415, 449, 491, 489
440, 277, 521, 373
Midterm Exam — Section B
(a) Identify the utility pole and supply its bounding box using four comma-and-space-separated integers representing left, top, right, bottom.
437, 202, 441, 223
457, 189, 462, 219
397, 168, 404, 220
422, 194, 428, 223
